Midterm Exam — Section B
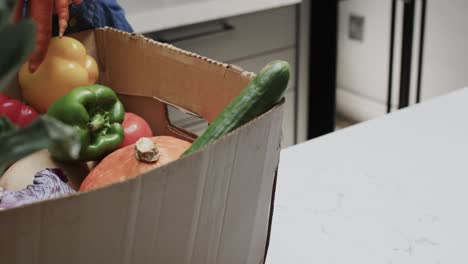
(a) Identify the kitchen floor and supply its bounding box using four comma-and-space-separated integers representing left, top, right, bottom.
335, 115, 356, 130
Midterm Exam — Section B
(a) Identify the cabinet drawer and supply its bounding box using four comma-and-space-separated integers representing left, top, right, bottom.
229, 48, 296, 92
145, 6, 296, 62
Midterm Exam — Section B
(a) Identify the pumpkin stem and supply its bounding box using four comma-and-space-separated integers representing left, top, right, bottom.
135, 137, 160, 163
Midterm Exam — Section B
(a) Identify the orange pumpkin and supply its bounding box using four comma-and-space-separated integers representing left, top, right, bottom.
79, 136, 191, 192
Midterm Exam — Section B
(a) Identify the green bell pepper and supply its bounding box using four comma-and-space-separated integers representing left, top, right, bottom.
47, 84, 125, 161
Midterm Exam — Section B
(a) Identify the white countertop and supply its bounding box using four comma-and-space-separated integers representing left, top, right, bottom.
119, 0, 301, 33
267, 88, 468, 264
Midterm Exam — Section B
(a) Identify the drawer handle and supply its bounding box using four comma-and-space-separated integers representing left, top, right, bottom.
155, 20, 235, 43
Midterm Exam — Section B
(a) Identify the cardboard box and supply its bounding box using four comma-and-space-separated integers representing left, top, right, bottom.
0, 28, 284, 264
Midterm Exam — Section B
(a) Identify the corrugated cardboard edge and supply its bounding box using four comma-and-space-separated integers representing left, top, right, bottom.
262, 162, 279, 264
100, 28, 255, 77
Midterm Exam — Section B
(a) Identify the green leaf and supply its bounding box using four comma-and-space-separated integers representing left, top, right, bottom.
0, 4, 8, 29
0, 19, 36, 91
0, 116, 17, 135
0, 0, 17, 29
0, 116, 81, 173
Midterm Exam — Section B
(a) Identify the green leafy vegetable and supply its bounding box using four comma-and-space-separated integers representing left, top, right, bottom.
0, 116, 17, 135
0, 0, 16, 28
0, 20, 36, 91
0, 116, 81, 172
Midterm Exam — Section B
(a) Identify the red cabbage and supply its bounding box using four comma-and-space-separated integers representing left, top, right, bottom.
0, 168, 75, 209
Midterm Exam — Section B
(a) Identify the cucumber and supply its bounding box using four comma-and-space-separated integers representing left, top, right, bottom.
182, 60, 290, 156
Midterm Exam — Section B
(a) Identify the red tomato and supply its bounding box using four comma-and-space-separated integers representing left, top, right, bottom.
120, 112, 153, 148
16, 105, 39, 127
0, 94, 9, 103
0, 94, 39, 127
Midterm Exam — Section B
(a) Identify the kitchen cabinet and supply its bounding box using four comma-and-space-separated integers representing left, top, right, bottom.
336, 0, 392, 122
144, 6, 299, 148
337, 0, 468, 123
117, 0, 301, 33
419, 0, 468, 101
153, 6, 296, 63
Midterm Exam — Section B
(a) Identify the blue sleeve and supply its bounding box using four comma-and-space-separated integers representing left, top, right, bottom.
54, 0, 134, 35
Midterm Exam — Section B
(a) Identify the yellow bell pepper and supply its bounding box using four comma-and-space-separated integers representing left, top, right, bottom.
19, 36, 99, 113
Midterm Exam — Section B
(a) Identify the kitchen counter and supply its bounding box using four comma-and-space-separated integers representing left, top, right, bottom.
267, 88, 468, 263
119, 0, 301, 33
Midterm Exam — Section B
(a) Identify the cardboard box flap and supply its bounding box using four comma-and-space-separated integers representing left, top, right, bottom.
93, 27, 254, 123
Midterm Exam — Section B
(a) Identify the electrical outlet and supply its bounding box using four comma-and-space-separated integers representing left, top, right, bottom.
349, 14, 365, 41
